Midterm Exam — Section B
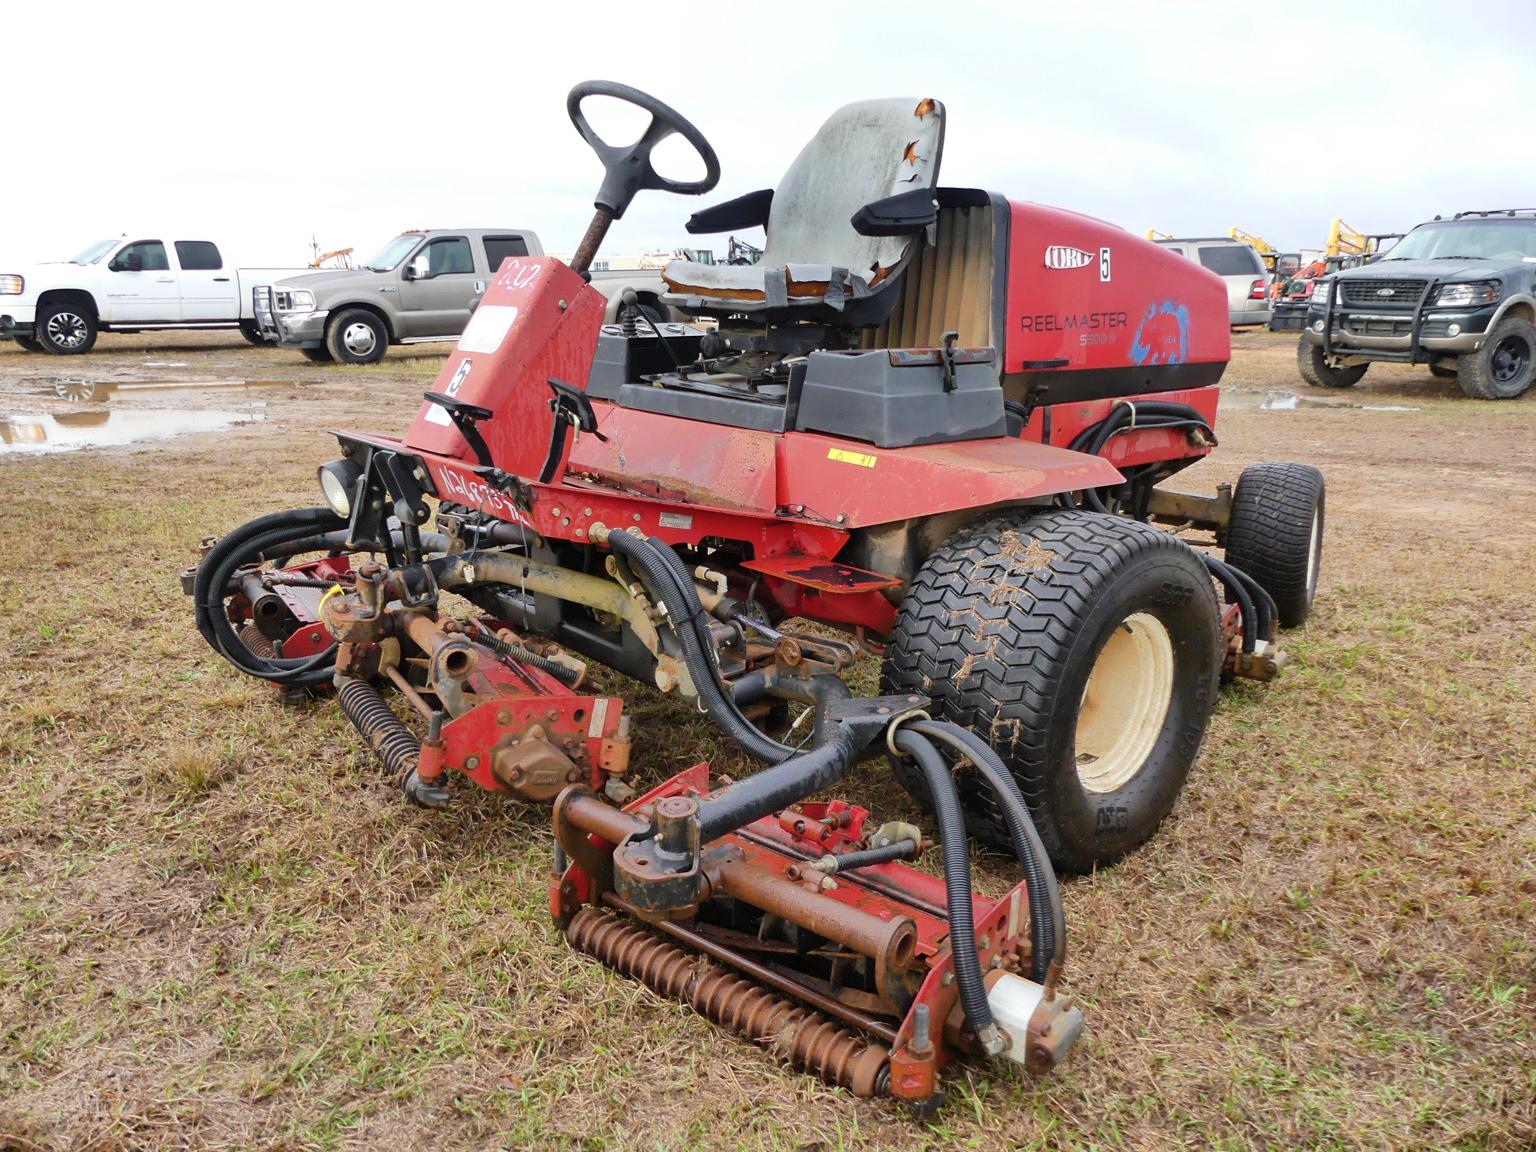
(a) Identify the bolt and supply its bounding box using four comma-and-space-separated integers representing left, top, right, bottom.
980, 934, 991, 949
632, 513, 641, 522
309, 632, 321, 643
583, 507, 592, 516
465, 756, 480, 771
877, 706, 889, 714
552, 507, 561, 517
941, 971, 954, 987
496, 709, 511, 725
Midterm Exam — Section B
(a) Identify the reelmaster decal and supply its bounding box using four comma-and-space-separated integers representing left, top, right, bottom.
1019, 311, 1129, 334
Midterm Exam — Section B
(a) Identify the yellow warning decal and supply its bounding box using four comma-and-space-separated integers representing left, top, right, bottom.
827, 447, 877, 468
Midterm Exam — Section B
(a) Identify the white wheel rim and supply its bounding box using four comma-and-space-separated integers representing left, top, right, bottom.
1305, 508, 1322, 600
342, 322, 377, 356
1074, 612, 1175, 794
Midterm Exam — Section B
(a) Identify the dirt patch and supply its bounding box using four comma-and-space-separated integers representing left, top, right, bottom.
1, 331, 1534, 1150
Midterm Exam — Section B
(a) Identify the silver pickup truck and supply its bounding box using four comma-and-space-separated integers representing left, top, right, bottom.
253, 228, 674, 364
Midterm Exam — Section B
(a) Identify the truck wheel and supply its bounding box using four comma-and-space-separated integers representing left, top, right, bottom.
325, 309, 388, 365
1223, 462, 1324, 629
12, 335, 42, 352
1297, 339, 1365, 388
238, 321, 266, 347
36, 301, 97, 355
1458, 317, 1536, 400
299, 346, 335, 363
1428, 361, 1458, 379
881, 511, 1221, 873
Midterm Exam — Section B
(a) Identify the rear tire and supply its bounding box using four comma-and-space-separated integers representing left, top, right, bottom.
1458, 317, 1535, 400
299, 346, 335, 363
881, 511, 1221, 873
1224, 462, 1325, 628
36, 301, 97, 355
1297, 339, 1366, 388
325, 308, 388, 365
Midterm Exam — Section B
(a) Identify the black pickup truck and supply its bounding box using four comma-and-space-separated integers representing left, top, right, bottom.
1298, 210, 1536, 399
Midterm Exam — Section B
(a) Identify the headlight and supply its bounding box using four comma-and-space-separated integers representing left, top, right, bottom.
277, 288, 317, 312
1432, 281, 1499, 308
317, 458, 364, 517
0, 274, 23, 295
1309, 281, 1331, 309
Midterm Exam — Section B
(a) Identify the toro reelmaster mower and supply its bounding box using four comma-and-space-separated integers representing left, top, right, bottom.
188, 83, 1325, 1107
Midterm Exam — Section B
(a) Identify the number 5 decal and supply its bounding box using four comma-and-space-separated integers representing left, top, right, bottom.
1099, 247, 1112, 283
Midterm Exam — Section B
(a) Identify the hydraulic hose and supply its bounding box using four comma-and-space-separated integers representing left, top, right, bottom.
194, 508, 349, 686
605, 530, 800, 765
909, 720, 1063, 981
893, 728, 1002, 1055
1201, 553, 1260, 653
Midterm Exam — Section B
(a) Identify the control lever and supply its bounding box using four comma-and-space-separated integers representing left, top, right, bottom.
539, 377, 607, 484
423, 391, 494, 467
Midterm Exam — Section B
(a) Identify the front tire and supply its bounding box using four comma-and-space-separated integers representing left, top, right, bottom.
1224, 462, 1325, 628
12, 335, 43, 352
882, 511, 1221, 873
1297, 338, 1366, 388
1458, 317, 1535, 400
324, 308, 388, 365
1428, 361, 1458, 379
238, 321, 266, 347
36, 301, 97, 355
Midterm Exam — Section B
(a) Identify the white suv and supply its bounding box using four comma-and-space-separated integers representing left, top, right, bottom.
1154, 238, 1271, 327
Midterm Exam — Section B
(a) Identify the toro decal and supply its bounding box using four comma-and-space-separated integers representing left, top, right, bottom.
1044, 245, 1094, 270
1129, 300, 1190, 366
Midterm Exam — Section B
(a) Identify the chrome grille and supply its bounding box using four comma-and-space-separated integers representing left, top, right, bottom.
1339, 280, 1426, 307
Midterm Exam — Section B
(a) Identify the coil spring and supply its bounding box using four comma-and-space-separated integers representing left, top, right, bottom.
337, 678, 420, 783
567, 908, 890, 1096
238, 624, 277, 660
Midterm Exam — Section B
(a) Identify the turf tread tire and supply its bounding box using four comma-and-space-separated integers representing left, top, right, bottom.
881, 510, 1221, 873
1224, 462, 1325, 629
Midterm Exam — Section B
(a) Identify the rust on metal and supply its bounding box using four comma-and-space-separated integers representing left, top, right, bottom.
567, 907, 890, 1096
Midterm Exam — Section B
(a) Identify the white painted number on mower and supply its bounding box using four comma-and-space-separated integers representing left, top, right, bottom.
494, 263, 543, 291
458, 305, 520, 354
1100, 247, 1112, 282
437, 466, 529, 524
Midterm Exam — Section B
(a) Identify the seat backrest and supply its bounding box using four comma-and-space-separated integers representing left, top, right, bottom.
861, 196, 998, 352
761, 98, 944, 280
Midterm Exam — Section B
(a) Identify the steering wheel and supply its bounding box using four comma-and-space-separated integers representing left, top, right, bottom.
567, 80, 721, 220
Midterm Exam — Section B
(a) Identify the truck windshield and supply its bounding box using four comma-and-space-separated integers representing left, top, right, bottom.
1382, 221, 1536, 262
69, 239, 119, 265
363, 234, 424, 272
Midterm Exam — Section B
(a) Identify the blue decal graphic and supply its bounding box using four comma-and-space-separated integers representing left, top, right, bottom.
1129, 300, 1189, 366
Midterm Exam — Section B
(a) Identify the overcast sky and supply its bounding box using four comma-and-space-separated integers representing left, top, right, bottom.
5, 1, 1534, 268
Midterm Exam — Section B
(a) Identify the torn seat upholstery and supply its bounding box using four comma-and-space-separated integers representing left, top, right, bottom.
661, 98, 945, 312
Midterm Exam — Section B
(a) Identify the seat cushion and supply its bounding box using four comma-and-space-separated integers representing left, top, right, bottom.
661, 260, 839, 301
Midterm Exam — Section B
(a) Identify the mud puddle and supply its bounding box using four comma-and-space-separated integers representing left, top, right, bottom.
41, 376, 299, 402
0, 405, 266, 454
1221, 389, 1421, 413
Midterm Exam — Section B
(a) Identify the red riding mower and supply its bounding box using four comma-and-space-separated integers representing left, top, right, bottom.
188, 83, 1324, 1109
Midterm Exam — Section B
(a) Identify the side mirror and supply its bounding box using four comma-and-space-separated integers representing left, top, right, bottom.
112, 252, 144, 273
405, 255, 430, 281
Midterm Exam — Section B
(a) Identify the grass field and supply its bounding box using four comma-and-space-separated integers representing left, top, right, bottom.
1, 333, 1533, 1150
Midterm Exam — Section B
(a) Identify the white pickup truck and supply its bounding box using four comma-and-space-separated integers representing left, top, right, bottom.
0, 236, 309, 354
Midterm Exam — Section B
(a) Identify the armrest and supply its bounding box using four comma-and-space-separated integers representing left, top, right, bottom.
851, 188, 938, 237
685, 188, 774, 235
